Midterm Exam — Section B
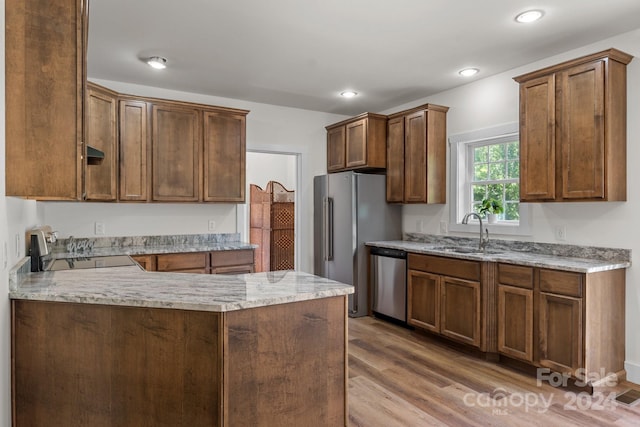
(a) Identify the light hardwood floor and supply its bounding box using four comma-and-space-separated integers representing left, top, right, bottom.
348, 316, 640, 427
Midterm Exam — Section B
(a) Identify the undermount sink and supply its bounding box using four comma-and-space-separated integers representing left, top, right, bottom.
433, 246, 504, 255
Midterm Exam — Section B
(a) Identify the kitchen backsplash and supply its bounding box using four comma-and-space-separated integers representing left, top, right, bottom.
404, 233, 631, 263
52, 233, 243, 254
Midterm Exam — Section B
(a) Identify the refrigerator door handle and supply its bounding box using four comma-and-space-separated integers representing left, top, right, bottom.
324, 197, 334, 261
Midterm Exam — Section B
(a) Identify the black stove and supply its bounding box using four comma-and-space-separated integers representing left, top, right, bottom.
46, 255, 138, 271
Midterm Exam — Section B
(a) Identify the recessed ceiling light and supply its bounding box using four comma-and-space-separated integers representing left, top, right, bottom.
147, 56, 167, 70
515, 10, 544, 23
340, 90, 358, 98
459, 68, 479, 77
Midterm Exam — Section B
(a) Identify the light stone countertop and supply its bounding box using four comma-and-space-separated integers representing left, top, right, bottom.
51, 242, 257, 259
9, 266, 354, 312
366, 240, 630, 273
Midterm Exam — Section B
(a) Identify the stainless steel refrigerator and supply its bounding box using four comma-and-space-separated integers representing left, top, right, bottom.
314, 171, 402, 317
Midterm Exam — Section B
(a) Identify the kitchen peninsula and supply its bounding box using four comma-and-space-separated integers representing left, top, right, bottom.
10, 262, 353, 426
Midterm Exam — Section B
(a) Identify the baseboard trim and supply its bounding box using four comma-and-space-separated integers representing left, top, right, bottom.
625, 361, 640, 386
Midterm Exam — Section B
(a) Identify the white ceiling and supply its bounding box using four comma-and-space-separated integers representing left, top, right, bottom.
88, 0, 640, 116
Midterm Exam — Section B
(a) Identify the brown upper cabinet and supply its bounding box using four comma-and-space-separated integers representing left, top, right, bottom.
325, 113, 387, 173
151, 104, 201, 202
203, 111, 246, 202
514, 48, 633, 202
386, 104, 449, 203
5, 0, 86, 200
85, 83, 118, 201
6, 0, 249, 203
119, 98, 150, 201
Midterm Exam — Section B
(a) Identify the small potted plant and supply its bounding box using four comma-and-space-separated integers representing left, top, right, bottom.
479, 198, 504, 224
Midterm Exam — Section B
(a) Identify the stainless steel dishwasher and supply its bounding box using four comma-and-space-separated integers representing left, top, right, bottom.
371, 247, 407, 323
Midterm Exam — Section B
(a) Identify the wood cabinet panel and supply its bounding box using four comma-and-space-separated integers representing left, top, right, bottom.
498, 285, 533, 361
5, 0, 85, 200
326, 126, 346, 171
152, 104, 201, 201
559, 61, 605, 199
404, 111, 427, 202
386, 116, 405, 202
539, 269, 583, 297
386, 104, 448, 203
497, 263, 533, 289
85, 83, 118, 201
325, 113, 386, 172
211, 249, 254, 268
225, 297, 347, 426
519, 75, 556, 201
346, 118, 367, 168
539, 292, 583, 373
203, 111, 246, 202
440, 276, 481, 347
131, 254, 156, 271
156, 253, 208, 272
407, 270, 440, 332
12, 301, 222, 426
408, 253, 480, 281
515, 49, 632, 202
119, 99, 149, 201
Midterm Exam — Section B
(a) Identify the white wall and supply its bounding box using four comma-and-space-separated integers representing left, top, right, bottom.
42, 78, 348, 273
246, 151, 297, 192
385, 28, 640, 382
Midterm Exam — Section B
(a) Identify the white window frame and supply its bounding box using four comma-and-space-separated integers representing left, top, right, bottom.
448, 123, 532, 236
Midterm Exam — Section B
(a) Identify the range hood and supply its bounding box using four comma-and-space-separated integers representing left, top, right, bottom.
87, 145, 105, 160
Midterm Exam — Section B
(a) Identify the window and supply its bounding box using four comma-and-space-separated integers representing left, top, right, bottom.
469, 140, 519, 221
449, 123, 531, 235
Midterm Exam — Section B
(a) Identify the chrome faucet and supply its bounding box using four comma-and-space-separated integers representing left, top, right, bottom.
462, 212, 489, 252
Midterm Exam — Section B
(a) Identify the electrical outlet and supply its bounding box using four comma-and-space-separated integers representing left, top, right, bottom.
440, 221, 448, 234
15, 234, 20, 257
208, 220, 216, 232
417, 219, 425, 233
95, 222, 106, 235
555, 225, 567, 241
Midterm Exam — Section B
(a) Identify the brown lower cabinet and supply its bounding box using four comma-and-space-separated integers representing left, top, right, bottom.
132, 249, 254, 275
407, 254, 486, 350
12, 296, 347, 426
496, 263, 625, 385
406, 252, 626, 386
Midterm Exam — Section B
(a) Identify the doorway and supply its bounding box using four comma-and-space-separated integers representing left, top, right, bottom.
240, 151, 300, 271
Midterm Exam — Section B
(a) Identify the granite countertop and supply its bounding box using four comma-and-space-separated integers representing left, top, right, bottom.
366, 240, 630, 273
9, 265, 354, 312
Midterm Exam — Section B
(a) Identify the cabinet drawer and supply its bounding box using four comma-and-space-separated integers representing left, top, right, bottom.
408, 254, 480, 281
497, 264, 533, 289
157, 253, 208, 271
211, 249, 254, 268
539, 269, 583, 297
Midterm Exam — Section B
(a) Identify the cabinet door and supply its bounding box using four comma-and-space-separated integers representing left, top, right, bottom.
119, 100, 149, 201
327, 126, 346, 171
497, 285, 533, 361
5, 0, 85, 199
407, 270, 440, 333
539, 292, 583, 373
85, 84, 118, 201
386, 116, 405, 202
519, 74, 556, 201
440, 276, 480, 347
403, 111, 427, 202
152, 105, 201, 201
345, 119, 367, 168
559, 60, 605, 200
203, 111, 246, 202
156, 253, 208, 273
